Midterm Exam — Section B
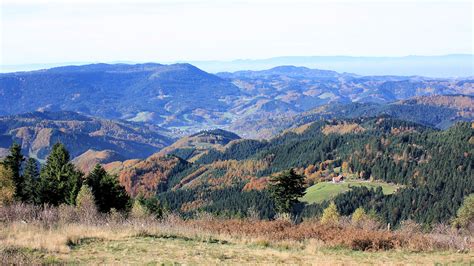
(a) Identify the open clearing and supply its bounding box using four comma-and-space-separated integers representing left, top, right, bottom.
5, 234, 472, 265
302, 180, 400, 204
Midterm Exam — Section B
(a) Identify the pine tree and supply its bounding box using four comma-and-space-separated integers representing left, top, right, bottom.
86, 164, 130, 213
38, 143, 83, 205
1, 143, 25, 200
269, 168, 306, 216
22, 158, 40, 203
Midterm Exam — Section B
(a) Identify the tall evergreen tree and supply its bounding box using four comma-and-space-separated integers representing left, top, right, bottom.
38, 143, 83, 205
1, 143, 25, 200
22, 158, 40, 204
269, 168, 306, 216
86, 164, 130, 212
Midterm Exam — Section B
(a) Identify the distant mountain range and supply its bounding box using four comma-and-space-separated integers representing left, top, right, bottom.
4, 54, 472, 77
0, 63, 472, 138
192, 54, 474, 77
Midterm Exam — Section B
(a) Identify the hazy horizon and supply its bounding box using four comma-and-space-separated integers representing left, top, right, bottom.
2, 0, 472, 67
1, 54, 473, 78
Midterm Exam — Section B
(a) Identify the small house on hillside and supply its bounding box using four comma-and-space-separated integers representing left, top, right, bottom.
332, 174, 345, 183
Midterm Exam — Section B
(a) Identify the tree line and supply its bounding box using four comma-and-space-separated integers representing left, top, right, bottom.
0, 143, 130, 213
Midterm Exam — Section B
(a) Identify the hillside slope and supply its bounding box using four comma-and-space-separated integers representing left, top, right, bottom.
157, 129, 241, 162
0, 63, 241, 133
230, 94, 474, 138
0, 111, 174, 161
109, 117, 472, 226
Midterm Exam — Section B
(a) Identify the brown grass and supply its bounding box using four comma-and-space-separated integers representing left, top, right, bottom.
0, 203, 472, 264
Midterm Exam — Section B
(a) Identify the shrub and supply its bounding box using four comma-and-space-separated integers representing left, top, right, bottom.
351, 238, 373, 251
130, 200, 148, 219
398, 219, 422, 235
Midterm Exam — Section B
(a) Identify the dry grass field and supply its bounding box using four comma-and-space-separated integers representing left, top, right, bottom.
1, 203, 472, 264
2, 222, 473, 264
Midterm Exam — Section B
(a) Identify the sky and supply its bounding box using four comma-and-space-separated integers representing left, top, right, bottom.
1, 0, 473, 66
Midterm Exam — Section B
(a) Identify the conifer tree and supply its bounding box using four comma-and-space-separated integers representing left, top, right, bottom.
351, 207, 367, 224
38, 143, 83, 205
22, 158, 40, 203
1, 143, 24, 200
269, 168, 306, 216
86, 164, 130, 212
76, 184, 98, 224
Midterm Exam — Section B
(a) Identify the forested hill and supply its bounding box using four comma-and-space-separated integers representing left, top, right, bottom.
0, 111, 174, 162
105, 117, 473, 226
0, 63, 241, 133
230, 94, 474, 138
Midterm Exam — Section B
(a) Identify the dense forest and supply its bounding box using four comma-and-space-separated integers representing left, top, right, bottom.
165, 117, 473, 226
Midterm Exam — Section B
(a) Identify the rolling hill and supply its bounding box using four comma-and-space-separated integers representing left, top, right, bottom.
0, 63, 241, 134
157, 129, 241, 162
0, 111, 174, 161
1, 63, 472, 137
230, 94, 474, 138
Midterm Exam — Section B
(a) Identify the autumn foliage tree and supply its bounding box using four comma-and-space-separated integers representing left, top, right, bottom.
321, 202, 340, 224
0, 164, 15, 206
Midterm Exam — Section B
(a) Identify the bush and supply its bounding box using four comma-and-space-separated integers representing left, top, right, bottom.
130, 200, 148, 219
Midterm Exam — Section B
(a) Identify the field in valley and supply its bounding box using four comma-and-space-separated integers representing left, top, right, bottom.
302, 180, 400, 204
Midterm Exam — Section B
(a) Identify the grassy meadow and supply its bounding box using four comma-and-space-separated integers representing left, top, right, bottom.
302, 180, 400, 204
2, 225, 471, 265
1, 204, 472, 265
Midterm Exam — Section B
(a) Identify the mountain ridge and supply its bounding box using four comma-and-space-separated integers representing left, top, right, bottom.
1, 63, 472, 138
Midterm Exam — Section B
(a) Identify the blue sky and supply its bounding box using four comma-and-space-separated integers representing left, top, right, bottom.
1, 0, 472, 65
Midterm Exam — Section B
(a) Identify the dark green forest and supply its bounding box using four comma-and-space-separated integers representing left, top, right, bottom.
167, 118, 473, 226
